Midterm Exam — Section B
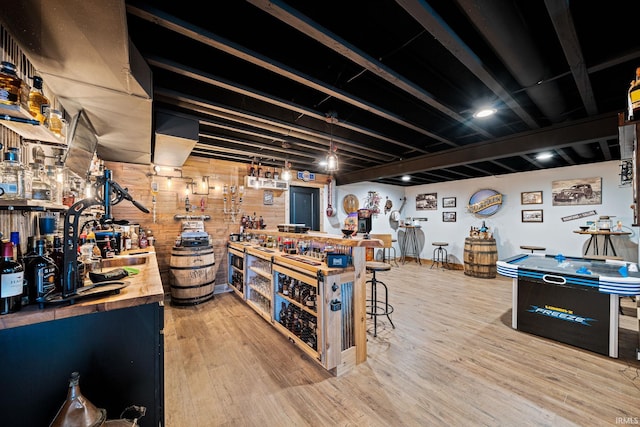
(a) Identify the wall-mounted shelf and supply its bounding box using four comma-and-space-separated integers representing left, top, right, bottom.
0, 104, 64, 144
245, 175, 289, 190
0, 199, 67, 212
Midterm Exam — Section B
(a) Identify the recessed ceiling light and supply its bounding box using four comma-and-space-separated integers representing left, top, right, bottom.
473, 108, 497, 118
536, 152, 554, 160
401, 175, 411, 181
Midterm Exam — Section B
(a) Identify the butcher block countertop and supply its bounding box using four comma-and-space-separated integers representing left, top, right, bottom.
0, 251, 164, 331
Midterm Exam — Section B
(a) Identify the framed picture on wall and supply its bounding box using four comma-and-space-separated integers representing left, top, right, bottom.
551, 177, 602, 206
522, 209, 543, 223
263, 190, 274, 205
416, 193, 437, 210
442, 211, 456, 222
442, 197, 456, 208
521, 191, 542, 204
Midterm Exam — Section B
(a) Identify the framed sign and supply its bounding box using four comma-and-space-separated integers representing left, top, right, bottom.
263, 190, 274, 205
442, 197, 456, 208
521, 191, 542, 205
416, 193, 437, 210
522, 209, 543, 223
442, 211, 456, 222
552, 177, 602, 206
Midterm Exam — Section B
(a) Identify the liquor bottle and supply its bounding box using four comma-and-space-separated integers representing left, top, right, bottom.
304, 287, 316, 311
265, 167, 272, 179
0, 147, 26, 199
629, 67, 640, 121
279, 301, 287, 325
139, 230, 148, 249
0, 61, 23, 106
25, 239, 58, 306
123, 231, 132, 252
0, 241, 23, 314
257, 162, 263, 178
50, 236, 65, 294
27, 76, 50, 124
273, 168, 280, 180
249, 160, 256, 177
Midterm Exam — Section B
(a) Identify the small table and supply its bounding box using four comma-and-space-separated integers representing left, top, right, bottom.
573, 230, 631, 257
520, 245, 546, 254
399, 225, 421, 265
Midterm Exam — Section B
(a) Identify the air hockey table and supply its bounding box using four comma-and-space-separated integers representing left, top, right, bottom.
497, 253, 640, 358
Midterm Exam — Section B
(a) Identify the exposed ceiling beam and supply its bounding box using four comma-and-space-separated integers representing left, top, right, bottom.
544, 0, 598, 116
127, 3, 457, 145
338, 112, 618, 184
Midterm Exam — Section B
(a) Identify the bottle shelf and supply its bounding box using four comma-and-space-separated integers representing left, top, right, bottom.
0, 104, 63, 144
0, 199, 67, 211
276, 292, 317, 316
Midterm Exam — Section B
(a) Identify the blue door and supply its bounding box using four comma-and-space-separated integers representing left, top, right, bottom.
290, 186, 320, 231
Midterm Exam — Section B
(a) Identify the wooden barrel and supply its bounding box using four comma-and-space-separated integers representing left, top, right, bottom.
463, 238, 498, 278
170, 246, 216, 305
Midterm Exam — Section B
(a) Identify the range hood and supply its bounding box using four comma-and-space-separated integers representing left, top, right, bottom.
0, 0, 153, 165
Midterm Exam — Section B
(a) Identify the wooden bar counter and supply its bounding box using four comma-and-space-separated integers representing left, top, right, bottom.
228, 230, 382, 374
0, 251, 165, 427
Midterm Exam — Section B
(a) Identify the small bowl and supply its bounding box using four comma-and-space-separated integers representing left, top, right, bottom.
579, 226, 590, 231
342, 229, 355, 238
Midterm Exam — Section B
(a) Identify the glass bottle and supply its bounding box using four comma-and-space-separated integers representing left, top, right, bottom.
30, 163, 51, 200
0, 61, 23, 106
0, 147, 25, 199
628, 67, 640, 121
273, 168, 280, 180
265, 167, 272, 179
249, 160, 256, 177
25, 238, 58, 306
46, 165, 63, 204
257, 162, 263, 178
50, 236, 65, 294
0, 240, 23, 314
27, 76, 50, 124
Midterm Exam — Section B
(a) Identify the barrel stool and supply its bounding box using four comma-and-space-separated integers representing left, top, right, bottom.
365, 261, 395, 337
430, 242, 449, 269
520, 245, 546, 254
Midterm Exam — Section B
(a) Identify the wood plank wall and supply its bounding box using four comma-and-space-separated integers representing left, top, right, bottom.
106, 159, 329, 295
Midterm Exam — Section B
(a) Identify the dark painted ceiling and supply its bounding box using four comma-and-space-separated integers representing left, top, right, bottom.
125, 0, 638, 186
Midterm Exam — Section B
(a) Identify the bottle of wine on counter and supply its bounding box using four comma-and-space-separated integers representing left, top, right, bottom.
0, 240, 24, 314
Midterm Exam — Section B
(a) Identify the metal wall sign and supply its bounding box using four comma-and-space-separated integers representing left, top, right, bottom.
297, 171, 315, 182
467, 189, 503, 216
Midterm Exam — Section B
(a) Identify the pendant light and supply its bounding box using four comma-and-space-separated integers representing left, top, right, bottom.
325, 111, 339, 172
281, 160, 292, 181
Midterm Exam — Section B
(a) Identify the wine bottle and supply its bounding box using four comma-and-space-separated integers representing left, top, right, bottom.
50, 236, 65, 294
0, 240, 23, 314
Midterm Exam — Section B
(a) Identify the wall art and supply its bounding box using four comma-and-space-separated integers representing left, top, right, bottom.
521, 191, 542, 204
552, 177, 602, 206
416, 193, 437, 210
522, 209, 543, 223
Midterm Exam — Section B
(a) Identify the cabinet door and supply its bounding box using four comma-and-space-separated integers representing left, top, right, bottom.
227, 247, 244, 296
245, 251, 273, 321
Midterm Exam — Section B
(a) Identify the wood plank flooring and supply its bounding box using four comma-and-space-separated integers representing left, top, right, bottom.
163, 263, 640, 427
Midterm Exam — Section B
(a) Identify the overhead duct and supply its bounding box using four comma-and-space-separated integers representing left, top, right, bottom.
0, 0, 153, 165
153, 112, 199, 167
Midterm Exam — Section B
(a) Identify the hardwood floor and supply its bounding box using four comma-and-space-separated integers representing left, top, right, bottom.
163, 263, 640, 427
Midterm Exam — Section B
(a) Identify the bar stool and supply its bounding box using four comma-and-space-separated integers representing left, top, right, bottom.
431, 242, 449, 269
365, 261, 395, 337
370, 234, 398, 267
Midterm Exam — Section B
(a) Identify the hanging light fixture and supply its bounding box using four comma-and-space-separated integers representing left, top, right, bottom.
281, 160, 292, 181
325, 111, 339, 172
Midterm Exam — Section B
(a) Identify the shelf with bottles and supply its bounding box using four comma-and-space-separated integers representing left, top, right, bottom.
0, 107, 64, 144
244, 247, 273, 320
244, 175, 289, 191
0, 198, 67, 212
272, 264, 321, 360
227, 246, 245, 296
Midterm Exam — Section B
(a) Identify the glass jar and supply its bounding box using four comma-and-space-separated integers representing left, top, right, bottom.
0, 61, 23, 106
30, 163, 51, 201
0, 147, 26, 199
45, 109, 67, 138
